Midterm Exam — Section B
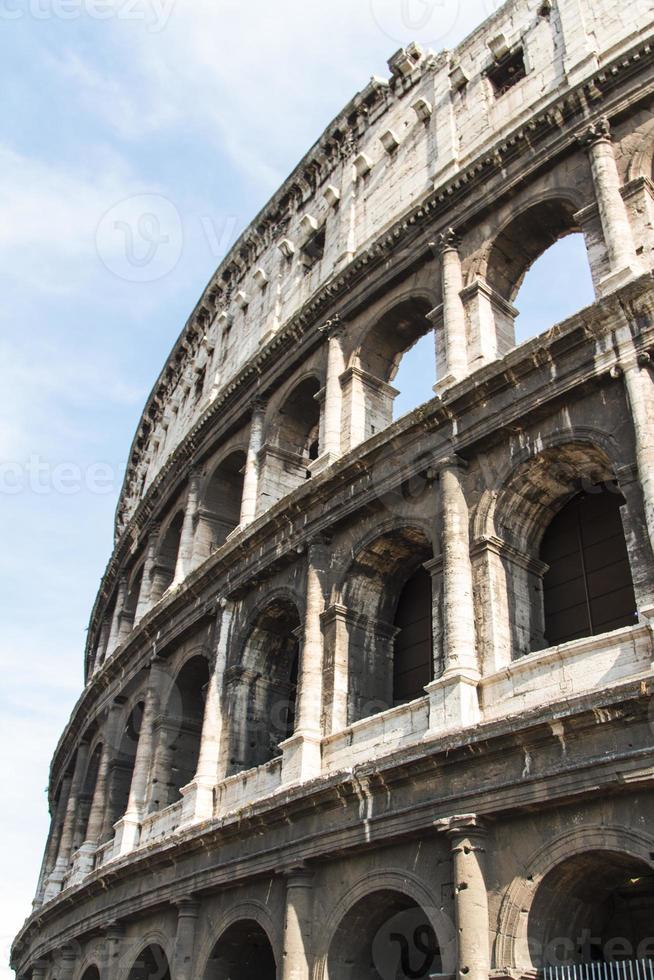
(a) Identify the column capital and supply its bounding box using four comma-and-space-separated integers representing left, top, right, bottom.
279, 862, 314, 886
578, 116, 611, 150
250, 394, 267, 415
436, 454, 469, 475
175, 896, 201, 918
434, 813, 487, 840
318, 313, 347, 339
435, 227, 460, 254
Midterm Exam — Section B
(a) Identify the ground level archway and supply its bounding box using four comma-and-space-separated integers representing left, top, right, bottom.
202, 919, 276, 980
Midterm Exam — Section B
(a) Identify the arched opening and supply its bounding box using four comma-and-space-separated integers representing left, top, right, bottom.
228, 598, 301, 774
513, 234, 595, 344
350, 298, 434, 443
540, 485, 637, 647
150, 512, 184, 602
196, 451, 247, 560
327, 889, 443, 980
481, 199, 593, 359
392, 333, 438, 420
341, 527, 435, 723
105, 701, 143, 835
261, 377, 321, 508
149, 655, 210, 811
127, 944, 171, 980
121, 565, 144, 635
203, 920, 276, 980
489, 443, 631, 660
80, 968, 100, 980
528, 851, 654, 971
392, 566, 433, 705
72, 741, 103, 851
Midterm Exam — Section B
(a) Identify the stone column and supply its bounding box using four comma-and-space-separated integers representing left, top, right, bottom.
436, 815, 489, 980
45, 741, 91, 897
30, 961, 49, 980
173, 469, 202, 585
54, 947, 78, 980
115, 660, 165, 855
172, 898, 201, 980
93, 617, 112, 673
240, 398, 266, 526
320, 604, 351, 735
70, 738, 112, 880
582, 118, 641, 296
623, 357, 654, 560
315, 318, 345, 470
434, 230, 469, 393
182, 601, 233, 823
105, 574, 128, 659
282, 540, 328, 782
282, 868, 314, 980
104, 925, 125, 980
34, 771, 72, 906
426, 460, 480, 732
441, 460, 477, 676
134, 523, 160, 623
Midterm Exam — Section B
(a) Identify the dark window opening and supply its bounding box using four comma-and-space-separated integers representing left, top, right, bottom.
393, 566, 433, 705
488, 48, 527, 98
541, 485, 637, 647
301, 226, 326, 268
194, 367, 206, 402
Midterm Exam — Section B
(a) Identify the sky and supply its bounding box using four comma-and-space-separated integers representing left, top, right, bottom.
0, 0, 595, 972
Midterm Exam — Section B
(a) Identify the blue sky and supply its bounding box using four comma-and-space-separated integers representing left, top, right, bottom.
0, 1, 595, 969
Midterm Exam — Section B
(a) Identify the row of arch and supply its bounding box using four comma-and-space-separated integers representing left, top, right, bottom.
54, 839, 654, 980
95, 156, 642, 674
57, 437, 641, 882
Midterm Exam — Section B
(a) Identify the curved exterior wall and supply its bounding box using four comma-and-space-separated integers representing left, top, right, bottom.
12, 1, 654, 979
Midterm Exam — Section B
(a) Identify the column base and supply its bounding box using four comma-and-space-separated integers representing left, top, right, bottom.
597, 264, 643, 298
280, 730, 322, 785
113, 813, 142, 856
66, 841, 98, 886
425, 670, 481, 735
42, 861, 67, 902
433, 372, 463, 397
308, 452, 339, 476
179, 778, 215, 825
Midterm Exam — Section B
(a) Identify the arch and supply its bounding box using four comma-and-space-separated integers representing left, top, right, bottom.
483, 193, 586, 304
626, 116, 654, 182
125, 943, 171, 980
540, 485, 637, 646
202, 919, 277, 980
495, 827, 654, 972
104, 699, 144, 834
196, 448, 248, 559
314, 870, 456, 980
348, 296, 434, 442
77, 965, 100, 980
260, 375, 322, 509
341, 524, 435, 722
148, 653, 210, 811
72, 739, 104, 851
150, 510, 184, 602
196, 899, 281, 980
474, 439, 633, 659
226, 594, 302, 774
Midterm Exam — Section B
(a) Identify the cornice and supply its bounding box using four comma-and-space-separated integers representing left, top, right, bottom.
13, 677, 654, 971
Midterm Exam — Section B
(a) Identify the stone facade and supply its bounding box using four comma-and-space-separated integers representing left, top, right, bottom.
11, 2, 654, 979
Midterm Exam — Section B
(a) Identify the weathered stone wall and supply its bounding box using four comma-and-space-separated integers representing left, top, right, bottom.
12, 2, 654, 979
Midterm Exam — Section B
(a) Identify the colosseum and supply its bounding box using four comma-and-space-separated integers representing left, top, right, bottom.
11, 1, 654, 979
